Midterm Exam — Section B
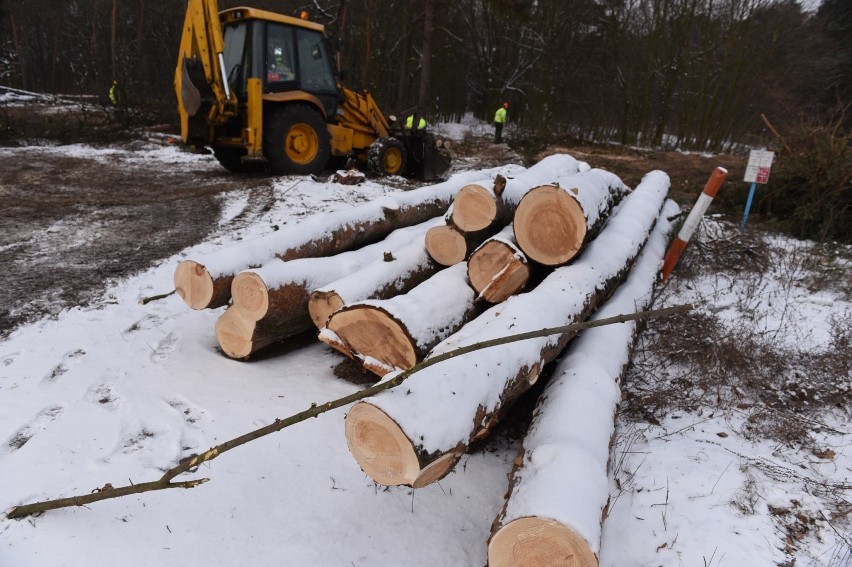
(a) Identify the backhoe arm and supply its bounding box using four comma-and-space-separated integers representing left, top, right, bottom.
174, 0, 235, 145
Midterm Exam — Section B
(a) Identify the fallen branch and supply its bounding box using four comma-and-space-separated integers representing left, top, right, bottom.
138, 289, 176, 305
6, 303, 692, 519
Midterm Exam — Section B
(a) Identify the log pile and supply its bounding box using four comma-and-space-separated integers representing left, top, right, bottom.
171, 154, 693, 565
215, 219, 441, 359
343, 170, 671, 488
174, 168, 514, 310
424, 154, 589, 266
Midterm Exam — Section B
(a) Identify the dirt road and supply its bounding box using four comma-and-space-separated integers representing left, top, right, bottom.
0, 142, 275, 338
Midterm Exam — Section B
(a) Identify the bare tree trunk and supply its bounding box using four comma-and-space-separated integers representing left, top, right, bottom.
415, 0, 434, 124
111, 0, 117, 81
361, 0, 374, 89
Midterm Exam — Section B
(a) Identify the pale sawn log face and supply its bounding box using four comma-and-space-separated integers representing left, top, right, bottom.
308, 291, 345, 329
425, 225, 468, 266
467, 240, 531, 302
514, 186, 586, 266
488, 516, 598, 567
174, 260, 221, 310
344, 402, 420, 486
214, 306, 256, 359
230, 271, 270, 320
451, 184, 497, 232
326, 306, 417, 374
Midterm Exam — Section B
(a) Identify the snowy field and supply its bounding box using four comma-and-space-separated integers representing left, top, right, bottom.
1, 141, 850, 566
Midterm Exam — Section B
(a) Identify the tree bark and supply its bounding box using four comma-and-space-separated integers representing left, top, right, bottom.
309, 236, 441, 329
218, 219, 440, 359
488, 198, 679, 567
343, 171, 670, 487
514, 168, 629, 266
320, 263, 483, 376
467, 224, 530, 303
174, 169, 496, 310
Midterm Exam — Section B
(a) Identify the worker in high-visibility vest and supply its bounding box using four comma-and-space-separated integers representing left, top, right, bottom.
494, 102, 508, 143
405, 115, 427, 130
108, 80, 123, 105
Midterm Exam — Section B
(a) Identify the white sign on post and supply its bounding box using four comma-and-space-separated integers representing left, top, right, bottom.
744, 149, 775, 184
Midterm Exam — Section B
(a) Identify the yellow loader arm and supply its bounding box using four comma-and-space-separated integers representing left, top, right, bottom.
174, 0, 236, 145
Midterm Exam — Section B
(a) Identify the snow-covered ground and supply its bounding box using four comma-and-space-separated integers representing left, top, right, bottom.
1, 140, 849, 566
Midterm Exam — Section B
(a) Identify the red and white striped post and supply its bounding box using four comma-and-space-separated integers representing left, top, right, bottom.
660, 166, 728, 282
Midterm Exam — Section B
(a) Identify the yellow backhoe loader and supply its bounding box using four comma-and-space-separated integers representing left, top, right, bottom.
175, 1, 450, 179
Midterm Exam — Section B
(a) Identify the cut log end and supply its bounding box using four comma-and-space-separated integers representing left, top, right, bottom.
308, 290, 345, 329
425, 225, 467, 266
345, 402, 420, 486
174, 260, 214, 310
230, 271, 270, 321
214, 307, 257, 359
467, 240, 530, 303
412, 451, 461, 488
514, 185, 587, 266
489, 516, 598, 567
452, 183, 498, 232
326, 306, 416, 375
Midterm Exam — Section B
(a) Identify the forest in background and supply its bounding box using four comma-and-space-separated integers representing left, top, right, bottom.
1, 0, 850, 242
2, 0, 850, 151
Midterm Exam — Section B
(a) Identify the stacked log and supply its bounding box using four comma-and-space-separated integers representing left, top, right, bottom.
466, 224, 530, 303
487, 198, 680, 567
308, 237, 440, 329
174, 166, 521, 309
424, 154, 589, 266
319, 263, 482, 377
513, 169, 629, 266
343, 171, 671, 488
216, 219, 440, 359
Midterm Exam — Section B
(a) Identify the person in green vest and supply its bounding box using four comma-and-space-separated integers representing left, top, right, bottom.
494, 102, 508, 143
405, 114, 427, 130
108, 80, 123, 105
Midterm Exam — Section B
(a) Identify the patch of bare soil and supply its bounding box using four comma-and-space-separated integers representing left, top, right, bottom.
540, 144, 745, 205
0, 141, 274, 338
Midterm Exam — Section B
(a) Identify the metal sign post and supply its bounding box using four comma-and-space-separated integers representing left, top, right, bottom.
740, 149, 774, 233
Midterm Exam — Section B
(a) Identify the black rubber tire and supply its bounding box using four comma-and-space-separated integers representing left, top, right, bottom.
368, 137, 407, 176
212, 146, 261, 173
264, 105, 330, 175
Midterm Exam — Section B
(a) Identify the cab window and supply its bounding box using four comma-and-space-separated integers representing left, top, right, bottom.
266, 24, 296, 88
295, 28, 336, 94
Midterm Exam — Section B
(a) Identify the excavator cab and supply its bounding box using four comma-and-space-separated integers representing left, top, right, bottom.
176, 1, 449, 179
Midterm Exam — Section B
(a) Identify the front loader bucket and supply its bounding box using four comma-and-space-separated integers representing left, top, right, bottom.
401, 132, 451, 181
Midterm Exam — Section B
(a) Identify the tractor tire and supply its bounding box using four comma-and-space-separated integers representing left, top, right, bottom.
212, 146, 262, 173
264, 105, 330, 175
368, 137, 407, 176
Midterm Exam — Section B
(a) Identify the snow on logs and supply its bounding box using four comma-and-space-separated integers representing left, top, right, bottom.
215, 219, 441, 359
343, 171, 671, 488
308, 236, 440, 329
467, 224, 530, 303
451, 153, 590, 233
487, 198, 680, 567
514, 169, 629, 266
424, 154, 589, 266
174, 167, 517, 310
319, 263, 482, 377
